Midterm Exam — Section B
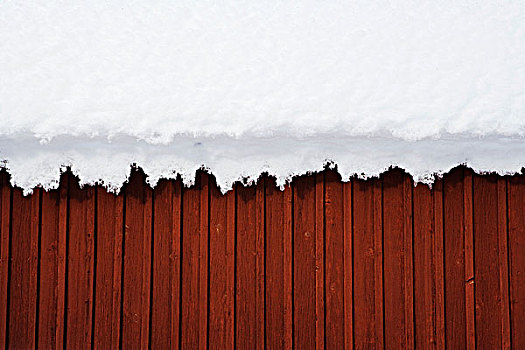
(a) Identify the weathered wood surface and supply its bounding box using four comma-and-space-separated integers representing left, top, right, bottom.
0, 167, 522, 349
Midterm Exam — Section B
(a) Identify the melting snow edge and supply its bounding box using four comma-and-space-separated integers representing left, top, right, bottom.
1, 134, 524, 195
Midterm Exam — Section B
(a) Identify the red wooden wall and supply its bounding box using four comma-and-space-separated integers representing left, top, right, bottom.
0, 167, 523, 349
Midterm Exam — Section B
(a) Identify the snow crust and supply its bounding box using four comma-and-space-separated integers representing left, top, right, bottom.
1, 1, 525, 193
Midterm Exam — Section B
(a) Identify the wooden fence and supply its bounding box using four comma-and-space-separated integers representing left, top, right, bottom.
0, 167, 523, 349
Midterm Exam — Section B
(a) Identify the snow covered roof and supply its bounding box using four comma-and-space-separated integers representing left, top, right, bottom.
1, 1, 525, 193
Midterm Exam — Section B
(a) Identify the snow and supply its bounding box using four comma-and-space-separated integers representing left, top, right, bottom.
1, 1, 525, 193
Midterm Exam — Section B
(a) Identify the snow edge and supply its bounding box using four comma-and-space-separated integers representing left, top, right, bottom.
1, 134, 524, 195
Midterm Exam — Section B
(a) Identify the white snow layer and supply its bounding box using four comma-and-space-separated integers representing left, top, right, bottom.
1, 1, 525, 193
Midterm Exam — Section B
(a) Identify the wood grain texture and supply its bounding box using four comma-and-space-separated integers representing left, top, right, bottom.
121, 171, 152, 349
342, 179, 353, 350
265, 179, 293, 350
150, 179, 181, 349
473, 174, 506, 349
236, 181, 265, 349
181, 172, 209, 349
8, 187, 40, 349
0, 173, 11, 349
93, 186, 123, 349
413, 180, 445, 349
293, 175, 320, 349
508, 175, 525, 350
0, 167, 522, 349
324, 171, 344, 349
443, 168, 468, 349
38, 176, 67, 350
315, 173, 325, 350
382, 170, 414, 349
353, 177, 384, 349
497, 178, 511, 350
464, 170, 476, 350
208, 179, 235, 350
65, 177, 95, 349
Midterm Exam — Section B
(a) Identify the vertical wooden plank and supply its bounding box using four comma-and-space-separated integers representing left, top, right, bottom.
353, 177, 383, 349
121, 171, 152, 349
236, 181, 265, 349
293, 175, 318, 349
93, 187, 123, 349
342, 180, 353, 349
181, 172, 209, 349
199, 175, 209, 350
324, 171, 344, 349
497, 178, 511, 350
508, 175, 525, 349
382, 170, 414, 349
473, 174, 503, 349
315, 173, 325, 350
413, 180, 445, 349
66, 177, 95, 349
38, 176, 68, 349
57, 178, 68, 350
283, 184, 293, 350
443, 168, 467, 348
236, 184, 255, 349
372, 178, 384, 350
404, 175, 415, 349
8, 187, 40, 349
208, 181, 235, 350
413, 183, 432, 349
265, 180, 293, 349
150, 179, 181, 349
254, 180, 265, 350
433, 180, 446, 349
265, 180, 284, 349
0, 173, 11, 349
464, 170, 476, 350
